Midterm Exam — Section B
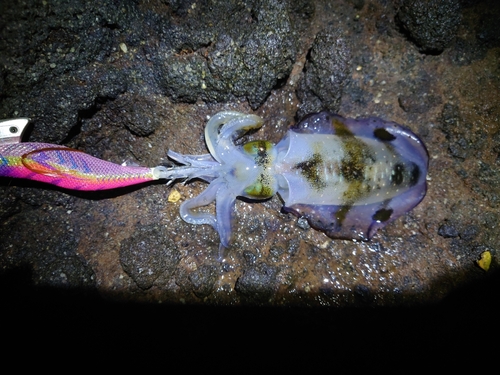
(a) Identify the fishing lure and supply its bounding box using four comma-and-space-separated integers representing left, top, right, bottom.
160, 111, 429, 249
0, 118, 167, 190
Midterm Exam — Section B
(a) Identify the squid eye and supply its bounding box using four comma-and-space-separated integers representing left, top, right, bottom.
243, 140, 272, 157
244, 180, 273, 198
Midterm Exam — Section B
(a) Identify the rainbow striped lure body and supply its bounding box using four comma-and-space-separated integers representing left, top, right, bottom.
0, 119, 167, 191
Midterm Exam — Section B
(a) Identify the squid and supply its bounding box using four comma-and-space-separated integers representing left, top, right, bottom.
162, 111, 428, 250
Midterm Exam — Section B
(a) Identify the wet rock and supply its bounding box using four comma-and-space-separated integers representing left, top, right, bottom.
398, 90, 442, 113
9, 184, 77, 208
0, 2, 131, 142
353, 284, 373, 305
449, 38, 488, 66
449, 239, 490, 268
235, 262, 279, 303
349, 0, 366, 11
460, 224, 479, 242
396, 70, 442, 114
40, 256, 95, 288
448, 1, 499, 65
396, 0, 462, 54
268, 245, 286, 262
119, 224, 180, 290
157, 0, 297, 109
289, 0, 316, 21
476, 2, 500, 48
0, 188, 21, 221
438, 223, 459, 238
297, 29, 351, 118
0, 0, 298, 143
167, 0, 197, 17
188, 265, 218, 299
242, 250, 258, 265
0, 205, 94, 288
493, 131, 500, 163
439, 103, 487, 160
93, 94, 162, 137
473, 161, 500, 208
439, 103, 500, 207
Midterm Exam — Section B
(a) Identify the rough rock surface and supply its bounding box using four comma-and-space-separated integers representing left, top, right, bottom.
396, 0, 462, 54
296, 29, 351, 118
1, 0, 500, 324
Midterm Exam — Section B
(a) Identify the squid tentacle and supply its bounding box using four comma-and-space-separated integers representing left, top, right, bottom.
205, 111, 263, 162
179, 177, 221, 230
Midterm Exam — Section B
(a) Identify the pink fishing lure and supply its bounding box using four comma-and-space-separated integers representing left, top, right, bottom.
0, 119, 166, 190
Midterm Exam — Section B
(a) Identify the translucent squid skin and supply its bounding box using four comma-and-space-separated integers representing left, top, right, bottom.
163, 111, 429, 249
